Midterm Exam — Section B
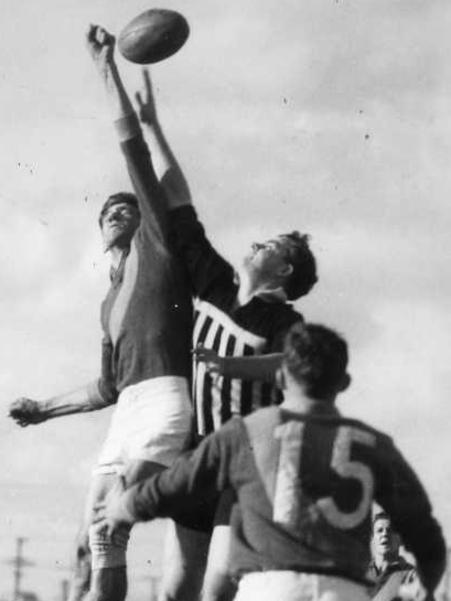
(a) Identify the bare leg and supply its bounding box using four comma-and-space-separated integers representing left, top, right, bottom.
88, 460, 165, 601
67, 528, 91, 601
158, 520, 210, 601
79, 458, 208, 601
68, 473, 116, 601
201, 526, 236, 601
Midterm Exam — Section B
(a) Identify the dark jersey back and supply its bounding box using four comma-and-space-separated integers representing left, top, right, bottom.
228, 407, 445, 584
231, 408, 381, 581
122, 406, 446, 588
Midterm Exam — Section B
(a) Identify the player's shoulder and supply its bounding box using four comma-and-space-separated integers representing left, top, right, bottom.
242, 407, 396, 453
241, 407, 282, 442
332, 415, 393, 442
334, 415, 398, 456
270, 300, 302, 322
263, 302, 303, 349
244, 406, 281, 427
213, 415, 250, 444
243, 407, 388, 434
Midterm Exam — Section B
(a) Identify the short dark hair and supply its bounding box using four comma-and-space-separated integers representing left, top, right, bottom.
373, 511, 390, 527
283, 322, 348, 400
98, 192, 139, 227
279, 232, 317, 300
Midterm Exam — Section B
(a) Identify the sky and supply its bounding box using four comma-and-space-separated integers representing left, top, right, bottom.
1, 0, 451, 599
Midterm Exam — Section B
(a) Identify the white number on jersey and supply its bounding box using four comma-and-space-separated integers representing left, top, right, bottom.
273, 422, 376, 530
273, 421, 305, 525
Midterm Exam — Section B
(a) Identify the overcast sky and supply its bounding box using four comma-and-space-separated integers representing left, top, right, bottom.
1, 0, 451, 599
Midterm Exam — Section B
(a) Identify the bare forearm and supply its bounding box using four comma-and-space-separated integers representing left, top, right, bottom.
142, 120, 191, 208
42, 383, 109, 420
101, 63, 134, 121
221, 354, 282, 382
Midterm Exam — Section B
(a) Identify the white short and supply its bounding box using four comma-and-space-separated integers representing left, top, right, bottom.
235, 572, 369, 601
94, 376, 193, 474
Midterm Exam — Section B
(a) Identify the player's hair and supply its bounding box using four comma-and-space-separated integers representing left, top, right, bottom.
98, 192, 140, 227
279, 232, 317, 300
283, 322, 348, 400
373, 511, 390, 526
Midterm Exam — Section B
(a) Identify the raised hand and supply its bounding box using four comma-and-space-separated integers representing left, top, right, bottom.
9, 397, 47, 427
135, 69, 158, 126
85, 24, 116, 78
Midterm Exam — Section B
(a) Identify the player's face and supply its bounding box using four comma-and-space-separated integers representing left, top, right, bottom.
243, 237, 292, 283
372, 518, 399, 557
101, 202, 140, 250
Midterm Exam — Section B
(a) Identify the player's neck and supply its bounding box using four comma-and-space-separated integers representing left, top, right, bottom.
374, 550, 398, 569
236, 269, 283, 306
108, 246, 126, 270
281, 388, 337, 416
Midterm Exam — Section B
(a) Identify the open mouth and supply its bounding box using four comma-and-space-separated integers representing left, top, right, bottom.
108, 221, 126, 229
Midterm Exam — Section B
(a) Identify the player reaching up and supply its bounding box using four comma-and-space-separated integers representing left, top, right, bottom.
134, 69, 318, 601
94, 321, 447, 601
9, 26, 209, 601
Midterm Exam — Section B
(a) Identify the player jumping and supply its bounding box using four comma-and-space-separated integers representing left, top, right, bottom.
9, 26, 208, 601
94, 321, 447, 601
134, 69, 318, 601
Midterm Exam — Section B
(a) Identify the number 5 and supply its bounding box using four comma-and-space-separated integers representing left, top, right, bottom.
273, 423, 376, 530
317, 426, 376, 529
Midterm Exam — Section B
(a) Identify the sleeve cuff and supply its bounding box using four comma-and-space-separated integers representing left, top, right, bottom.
114, 112, 142, 142
86, 380, 109, 409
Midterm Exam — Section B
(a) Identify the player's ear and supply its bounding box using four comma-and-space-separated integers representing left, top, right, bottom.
275, 367, 286, 390
338, 372, 351, 392
278, 263, 293, 278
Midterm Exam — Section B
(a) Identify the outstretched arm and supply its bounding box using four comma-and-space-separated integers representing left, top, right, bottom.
86, 25, 167, 243
93, 423, 240, 537
135, 69, 191, 208
9, 382, 112, 427
86, 25, 133, 121
194, 346, 282, 383
9, 337, 118, 427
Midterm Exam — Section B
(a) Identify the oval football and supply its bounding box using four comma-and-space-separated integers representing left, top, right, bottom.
118, 9, 190, 64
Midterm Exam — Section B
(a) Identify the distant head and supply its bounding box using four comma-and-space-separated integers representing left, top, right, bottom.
242, 232, 317, 300
99, 193, 140, 251
281, 322, 350, 403
372, 512, 401, 563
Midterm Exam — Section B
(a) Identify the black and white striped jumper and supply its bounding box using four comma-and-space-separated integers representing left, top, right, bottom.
170, 206, 303, 436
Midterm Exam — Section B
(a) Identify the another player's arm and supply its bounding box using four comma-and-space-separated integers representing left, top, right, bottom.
94, 424, 238, 536
194, 346, 282, 382
135, 69, 191, 208
9, 337, 117, 426
376, 442, 447, 596
86, 25, 167, 245
9, 383, 114, 427
133, 70, 236, 297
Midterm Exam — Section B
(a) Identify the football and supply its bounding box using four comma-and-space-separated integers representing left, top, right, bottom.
118, 9, 190, 64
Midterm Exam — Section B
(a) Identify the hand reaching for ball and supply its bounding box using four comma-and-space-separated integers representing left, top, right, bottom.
86, 25, 116, 76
